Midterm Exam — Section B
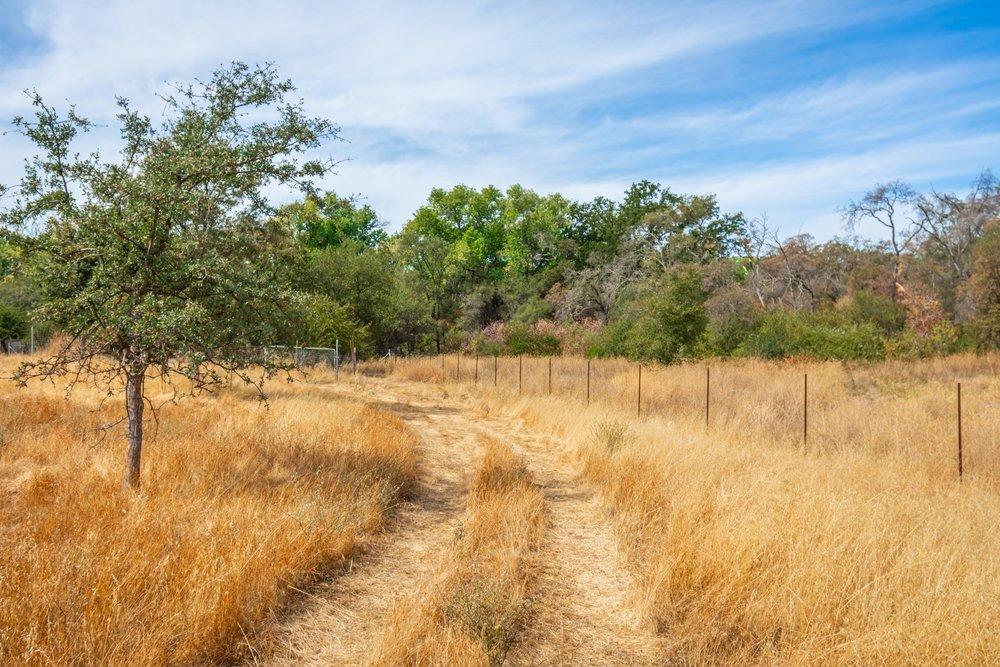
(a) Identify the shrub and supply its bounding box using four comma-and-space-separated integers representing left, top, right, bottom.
0, 302, 28, 343
503, 320, 560, 355
704, 287, 761, 355
742, 310, 885, 361
845, 291, 907, 334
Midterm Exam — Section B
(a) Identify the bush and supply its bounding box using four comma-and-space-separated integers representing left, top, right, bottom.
0, 302, 28, 341
511, 296, 554, 324
502, 321, 560, 355
704, 287, 761, 355
301, 295, 372, 355
845, 291, 907, 334
741, 310, 885, 361
590, 268, 708, 363
884, 320, 965, 360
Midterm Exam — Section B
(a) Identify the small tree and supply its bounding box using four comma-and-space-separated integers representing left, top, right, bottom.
842, 181, 918, 303
970, 220, 1000, 348
0, 63, 338, 489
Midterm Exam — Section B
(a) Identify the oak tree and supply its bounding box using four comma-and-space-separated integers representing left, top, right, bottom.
0, 62, 338, 489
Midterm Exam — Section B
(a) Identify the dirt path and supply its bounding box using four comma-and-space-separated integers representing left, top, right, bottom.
266, 378, 664, 665
477, 409, 665, 665
265, 385, 478, 665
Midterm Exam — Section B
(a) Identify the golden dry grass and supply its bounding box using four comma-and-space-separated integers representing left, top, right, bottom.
373, 437, 545, 666
0, 364, 419, 665
386, 353, 1000, 663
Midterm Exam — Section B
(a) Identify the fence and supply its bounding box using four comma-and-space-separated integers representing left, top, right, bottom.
413, 353, 998, 483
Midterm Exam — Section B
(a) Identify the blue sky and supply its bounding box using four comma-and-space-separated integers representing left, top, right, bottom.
0, 0, 997, 238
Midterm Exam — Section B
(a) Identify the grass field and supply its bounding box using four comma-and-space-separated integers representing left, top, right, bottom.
0, 365, 418, 665
390, 353, 1000, 485
2, 351, 997, 664
386, 353, 1000, 663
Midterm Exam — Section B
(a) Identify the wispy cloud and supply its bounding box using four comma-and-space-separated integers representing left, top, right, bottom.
0, 0, 995, 236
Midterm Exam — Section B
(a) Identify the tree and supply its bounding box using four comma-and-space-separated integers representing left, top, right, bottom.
559, 240, 646, 324
640, 192, 747, 268
0, 62, 338, 489
397, 230, 458, 352
842, 180, 918, 303
281, 191, 387, 249
912, 171, 999, 320
0, 302, 28, 353
567, 180, 680, 265
970, 220, 1000, 348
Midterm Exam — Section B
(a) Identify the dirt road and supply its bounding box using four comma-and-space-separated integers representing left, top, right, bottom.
266, 378, 664, 665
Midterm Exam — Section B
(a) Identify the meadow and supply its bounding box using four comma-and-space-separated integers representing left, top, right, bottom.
386, 353, 1000, 663
2, 349, 997, 664
0, 362, 418, 665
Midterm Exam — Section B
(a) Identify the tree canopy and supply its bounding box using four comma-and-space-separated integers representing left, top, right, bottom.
0, 62, 338, 487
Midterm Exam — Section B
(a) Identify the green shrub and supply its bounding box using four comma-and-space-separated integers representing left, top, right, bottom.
510, 296, 553, 324
741, 310, 885, 361
845, 291, 907, 334
502, 321, 559, 355
0, 302, 28, 340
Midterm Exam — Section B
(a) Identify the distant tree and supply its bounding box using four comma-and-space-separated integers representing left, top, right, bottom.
559, 240, 646, 324
913, 171, 999, 320
843, 180, 918, 303
567, 180, 679, 264
397, 230, 458, 352
306, 241, 404, 349
282, 191, 387, 249
640, 193, 747, 268
0, 62, 338, 489
0, 302, 28, 353
970, 220, 1000, 348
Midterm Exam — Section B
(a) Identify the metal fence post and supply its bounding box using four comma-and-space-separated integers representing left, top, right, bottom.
705, 365, 710, 428
586, 358, 591, 406
803, 373, 808, 449
957, 382, 963, 480
637, 364, 642, 417
548, 357, 552, 395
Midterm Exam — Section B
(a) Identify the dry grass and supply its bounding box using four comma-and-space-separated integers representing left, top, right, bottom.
0, 363, 419, 665
386, 353, 1000, 663
392, 353, 1000, 484
373, 437, 545, 666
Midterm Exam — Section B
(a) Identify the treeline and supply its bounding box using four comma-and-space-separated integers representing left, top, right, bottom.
3, 175, 999, 362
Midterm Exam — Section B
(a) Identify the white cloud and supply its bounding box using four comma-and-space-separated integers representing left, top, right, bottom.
0, 0, 991, 239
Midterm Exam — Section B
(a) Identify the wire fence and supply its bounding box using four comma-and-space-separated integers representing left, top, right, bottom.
407, 352, 1000, 484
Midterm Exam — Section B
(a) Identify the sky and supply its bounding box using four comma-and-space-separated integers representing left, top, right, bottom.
0, 0, 997, 238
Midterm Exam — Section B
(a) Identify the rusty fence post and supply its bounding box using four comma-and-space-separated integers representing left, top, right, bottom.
548, 357, 552, 395
518, 355, 523, 395
705, 365, 710, 428
586, 358, 591, 406
637, 364, 642, 417
803, 372, 808, 449
957, 381, 963, 481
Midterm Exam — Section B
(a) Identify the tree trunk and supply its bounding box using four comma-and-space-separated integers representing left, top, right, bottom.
123, 370, 145, 490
